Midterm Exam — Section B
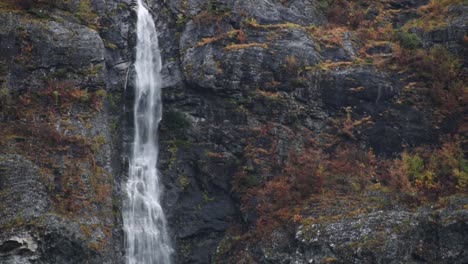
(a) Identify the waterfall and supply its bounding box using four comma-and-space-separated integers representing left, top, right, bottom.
123, 0, 173, 263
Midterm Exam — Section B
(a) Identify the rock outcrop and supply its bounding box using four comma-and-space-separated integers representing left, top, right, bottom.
0, 0, 466, 263
155, 0, 467, 262
0, 0, 133, 262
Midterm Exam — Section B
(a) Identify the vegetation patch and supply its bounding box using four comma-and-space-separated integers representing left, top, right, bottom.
0, 78, 112, 224
77, 0, 99, 29
196, 30, 240, 47
245, 18, 301, 30
395, 30, 422, 50
224, 42, 268, 51
404, 0, 466, 31
162, 110, 191, 139
226, 119, 467, 256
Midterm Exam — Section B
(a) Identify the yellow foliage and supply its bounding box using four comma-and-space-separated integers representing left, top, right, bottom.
404, 0, 466, 30
245, 18, 301, 30
224, 42, 268, 51
196, 30, 240, 47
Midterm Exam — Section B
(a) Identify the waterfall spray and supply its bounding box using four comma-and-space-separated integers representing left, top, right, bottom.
123, 0, 173, 263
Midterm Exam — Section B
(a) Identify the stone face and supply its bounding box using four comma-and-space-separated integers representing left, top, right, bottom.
317, 66, 436, 155
0, 233, 40, 264
0, 155, 49, 223
167, 0, 326, 25
157, 0, 467, 262
0, 0, 467, 263
0, 155, 109, 264
182, 27, 321, 94
232, 0, 326, 25
0, 0, 130, 262
407, 4, 467, 56
290, 199, 468, 264
0, 13, 105, 92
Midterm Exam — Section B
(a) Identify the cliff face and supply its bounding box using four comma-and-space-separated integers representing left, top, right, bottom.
0, 0, 467, 264
156, 0, 467, 263
0, 0, 132, 262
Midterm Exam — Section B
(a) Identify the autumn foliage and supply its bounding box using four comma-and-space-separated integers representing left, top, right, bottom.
235, 122, 467, 240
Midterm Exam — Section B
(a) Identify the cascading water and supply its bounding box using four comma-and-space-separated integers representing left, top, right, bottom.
123, 0, 173, 263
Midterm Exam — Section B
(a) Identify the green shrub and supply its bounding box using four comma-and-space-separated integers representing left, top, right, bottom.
0, 87, 11, 113
436, 142, 468, 192
94, 89, 107, 98
77, 0, 98, 28
454, 159, 468, 191
164, 110, 191, 139
318, 0, 331, 10
396, 31, 422, 50
402, 153, 424, 181
177, 175, 191, 189
394, 141, 468, 193
420, 45, 461, 86
207, 0, 229, 16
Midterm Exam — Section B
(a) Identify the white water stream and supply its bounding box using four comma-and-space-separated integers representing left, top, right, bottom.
123, 0, 173, 263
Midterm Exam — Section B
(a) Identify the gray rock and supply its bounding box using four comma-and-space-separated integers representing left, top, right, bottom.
1, 0, 466, 263
291, 201, 468, 264
0, 13, 105, 91
167, 0, 326, 25
182, 27, 321, 94
0, 154, 50, 224
232, 0, 326, 26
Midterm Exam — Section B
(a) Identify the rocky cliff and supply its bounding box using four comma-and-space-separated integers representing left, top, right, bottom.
0, 0, 467, 263
0, 0, 131, 262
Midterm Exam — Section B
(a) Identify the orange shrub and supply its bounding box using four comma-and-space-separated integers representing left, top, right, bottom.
242, 177, 299, 236
285, 148, 325, 196
385, 139, 467, 196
